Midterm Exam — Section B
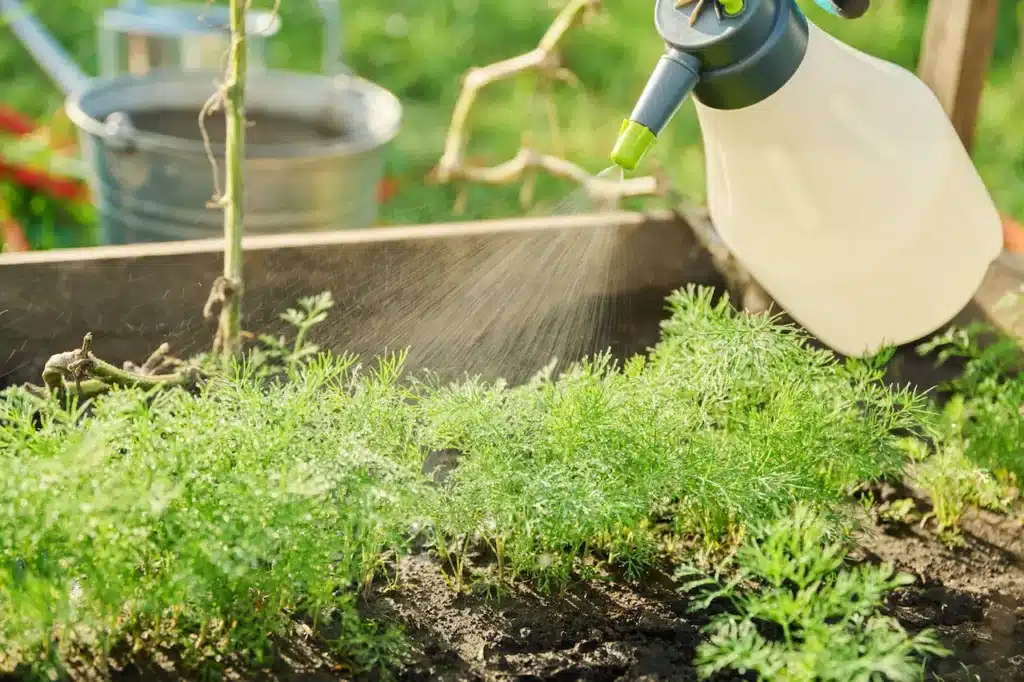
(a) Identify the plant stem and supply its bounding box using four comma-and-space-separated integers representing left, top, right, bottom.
219, 0, 248, 359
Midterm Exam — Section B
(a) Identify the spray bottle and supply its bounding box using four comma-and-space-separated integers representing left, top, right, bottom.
611, 0, 1002, 357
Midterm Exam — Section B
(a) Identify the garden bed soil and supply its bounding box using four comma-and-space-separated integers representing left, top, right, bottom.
62, 455, 1024, 682
8, 337, 1018, 682
370, 499, 1024, 682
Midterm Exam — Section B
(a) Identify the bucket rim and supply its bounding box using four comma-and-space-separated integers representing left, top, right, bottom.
65, 68, 402, 160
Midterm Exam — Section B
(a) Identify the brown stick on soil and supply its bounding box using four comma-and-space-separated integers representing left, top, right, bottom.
430, 0, 664, 212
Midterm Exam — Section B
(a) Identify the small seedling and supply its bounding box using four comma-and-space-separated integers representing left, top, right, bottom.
251, 291, 337, 376
902, 394, 1019, 542
680, 504, 948, 682
913, 444, 1014, 541
879, 497, 919, 525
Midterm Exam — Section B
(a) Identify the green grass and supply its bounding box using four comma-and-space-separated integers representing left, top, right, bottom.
2, 0, 1022, 224
0, 286, 929, 678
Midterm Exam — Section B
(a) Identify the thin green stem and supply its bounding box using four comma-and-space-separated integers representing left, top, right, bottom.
219, 0, 248, 359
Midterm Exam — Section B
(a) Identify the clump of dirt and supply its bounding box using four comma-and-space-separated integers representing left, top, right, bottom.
367, 555, 712, 681
852, 482, 1024, 682
368, 520, 1024, 682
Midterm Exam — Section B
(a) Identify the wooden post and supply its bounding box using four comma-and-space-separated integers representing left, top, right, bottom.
917, 0, 999, 154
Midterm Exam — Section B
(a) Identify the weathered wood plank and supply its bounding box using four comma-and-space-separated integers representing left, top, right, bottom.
975, 254, 1024, 339
0, 211, 719, 387
3, 209, 1022, 394
917, 0, 1000, 153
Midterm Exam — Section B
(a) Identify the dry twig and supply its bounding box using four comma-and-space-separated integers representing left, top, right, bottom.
431, 0, 664, 212
42, 334, 200, 401
446, 146, 665, 211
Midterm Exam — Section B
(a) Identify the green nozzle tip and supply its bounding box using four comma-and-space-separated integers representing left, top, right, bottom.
720, 0, 744, 15
610, 119, 656, 172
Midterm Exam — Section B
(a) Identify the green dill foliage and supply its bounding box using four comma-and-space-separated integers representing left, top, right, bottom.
0, 286, 931, 673
908, 395, 1017, 539
416, 287, 925, 588
252, 291, 338, 373
918, 324, 1024, 481
0, 358, 422, 678
683, 505, 948, 682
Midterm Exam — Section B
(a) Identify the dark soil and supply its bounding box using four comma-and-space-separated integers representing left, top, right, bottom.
368, 555, 709, 682
854, 482, 1024, 682
363, 503, 1024, 682
12, 510, 1021, 682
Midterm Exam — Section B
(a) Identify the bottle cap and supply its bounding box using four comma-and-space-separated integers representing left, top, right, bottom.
656, 0, 809, 110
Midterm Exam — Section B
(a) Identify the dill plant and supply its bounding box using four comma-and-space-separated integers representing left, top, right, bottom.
415, 287, 926, 588
684, 504, 948, 682
894, 325, 1024, 539
0, 359, 422, 678
908, 395, 1017, 538
0, 286, 933, 674
917, 325, 1024, 482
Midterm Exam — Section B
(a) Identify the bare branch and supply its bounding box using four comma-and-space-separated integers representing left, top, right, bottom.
431, 0, 662, 212
452, 146, 664, 209
433, 0, 596, 176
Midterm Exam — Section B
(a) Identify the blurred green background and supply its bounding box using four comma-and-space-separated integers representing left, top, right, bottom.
1, 0, 1022, 226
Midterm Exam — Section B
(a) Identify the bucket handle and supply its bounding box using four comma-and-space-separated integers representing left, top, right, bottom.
316, 0, 348, 76
0, 0, 92, 96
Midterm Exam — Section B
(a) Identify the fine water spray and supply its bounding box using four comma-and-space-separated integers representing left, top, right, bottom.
611, 0, 1002, 358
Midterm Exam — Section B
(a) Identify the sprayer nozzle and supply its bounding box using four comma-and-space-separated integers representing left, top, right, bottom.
610, 119, 656, 172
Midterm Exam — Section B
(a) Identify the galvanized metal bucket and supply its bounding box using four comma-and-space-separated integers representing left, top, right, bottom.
68, 69, 401, 244
2, 0, 397, 245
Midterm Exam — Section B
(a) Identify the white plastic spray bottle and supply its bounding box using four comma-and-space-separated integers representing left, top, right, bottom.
611, 0, 1003, 357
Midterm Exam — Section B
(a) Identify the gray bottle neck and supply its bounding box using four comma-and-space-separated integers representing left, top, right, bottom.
655, 0, 809, 110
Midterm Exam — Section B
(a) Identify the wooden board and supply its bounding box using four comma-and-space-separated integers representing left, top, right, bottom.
0, 211, 721, 387
976, 253, 1024, 339
917, 0, 1000, 153
3, 209, 1022, 393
